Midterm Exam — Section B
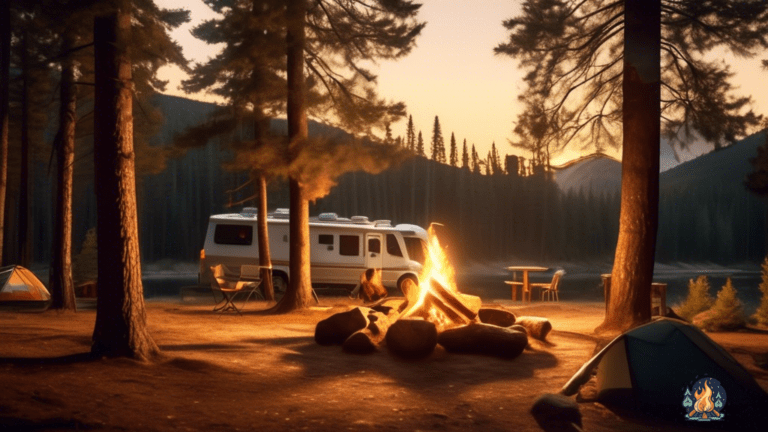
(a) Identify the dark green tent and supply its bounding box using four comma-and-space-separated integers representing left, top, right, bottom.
562, 318, 767, 427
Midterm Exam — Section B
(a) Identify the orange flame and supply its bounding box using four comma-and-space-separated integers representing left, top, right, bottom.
694, 380, 715, 413
401, 225, 459, 323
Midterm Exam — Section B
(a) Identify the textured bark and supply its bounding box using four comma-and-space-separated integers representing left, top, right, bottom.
272, 0, 313, 313
91, 4, 158, 360
0, 0, 9, 265
597, 0, 661, 333
19, 34, 30, 267
50, 30, 78, 311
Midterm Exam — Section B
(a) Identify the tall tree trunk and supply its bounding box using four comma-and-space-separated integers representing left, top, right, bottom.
91, 3, 158, 359
256, 172, 274, 300
597, 0, 661, 333
19, 33, 30, 267
0, 0, 9, 266
253, 109, 274, 301
272, 0, 313, 312
50, 30, 78, 311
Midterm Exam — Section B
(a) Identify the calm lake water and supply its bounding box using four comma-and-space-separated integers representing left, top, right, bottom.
142, 267, 765, 315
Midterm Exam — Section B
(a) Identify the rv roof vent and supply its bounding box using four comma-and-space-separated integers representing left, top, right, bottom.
374, 220, 392, 227
271, 208, 290, 219
318, 212, 338, 221
240, 207, 258, 217
351, 215, 370, 224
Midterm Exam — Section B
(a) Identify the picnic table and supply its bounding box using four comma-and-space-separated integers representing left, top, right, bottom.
506, 266, 549, 302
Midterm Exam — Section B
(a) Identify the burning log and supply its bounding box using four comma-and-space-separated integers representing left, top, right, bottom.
343, 307, 399, 354
516, 316, 552, 340
478, 307, 517, 327
437, 323, 528, 359
385, 318, 438, 359
314, 307, 370, 345
429, 278, 479, 322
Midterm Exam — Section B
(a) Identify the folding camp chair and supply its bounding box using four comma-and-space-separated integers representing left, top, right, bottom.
531, 270, 565, 302
209, 264, 267, 314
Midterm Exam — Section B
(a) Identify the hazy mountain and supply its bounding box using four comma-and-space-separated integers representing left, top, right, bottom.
553, 130, 766, 196
660, 130, 766, 191
553, 153, 622, 196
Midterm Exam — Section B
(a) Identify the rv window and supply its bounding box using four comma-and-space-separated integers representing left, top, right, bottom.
386, 234, 403, 257
403, 237, 426, 265
368, 238, 381, 254
318, 234, 334, 245
339, 235, 360, 256
214, 224, 253, 245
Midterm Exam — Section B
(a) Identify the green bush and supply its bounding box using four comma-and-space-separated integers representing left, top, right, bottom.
677, 275, 714, 320
754, 256, 768, 326
702, 278, 746, 331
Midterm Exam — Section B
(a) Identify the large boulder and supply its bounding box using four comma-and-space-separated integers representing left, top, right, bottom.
530, 393, 582, 432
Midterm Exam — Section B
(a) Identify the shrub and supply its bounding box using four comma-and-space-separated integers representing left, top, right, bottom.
754, 256, 768, 326
702, 278, 746, 331
677, 275, 714, 320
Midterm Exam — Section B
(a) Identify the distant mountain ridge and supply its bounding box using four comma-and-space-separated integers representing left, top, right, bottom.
552, 130, 767, 196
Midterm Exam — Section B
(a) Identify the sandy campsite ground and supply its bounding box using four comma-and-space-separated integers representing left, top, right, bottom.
1, 297, 767, 432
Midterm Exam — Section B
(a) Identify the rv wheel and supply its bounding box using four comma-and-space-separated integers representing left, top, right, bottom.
273, 273, 288, 294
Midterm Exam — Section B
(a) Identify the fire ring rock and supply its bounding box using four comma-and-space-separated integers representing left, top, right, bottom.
314, 307, 370, 345
385, 318, 438, 359
478, 307, 516, 327
437, 323, 528, 359
515, 316, 552, 341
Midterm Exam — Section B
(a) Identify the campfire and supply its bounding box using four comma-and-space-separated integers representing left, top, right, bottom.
315, 226, 552, 359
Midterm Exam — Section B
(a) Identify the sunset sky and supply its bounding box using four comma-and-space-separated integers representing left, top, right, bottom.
156, 0, 768, 166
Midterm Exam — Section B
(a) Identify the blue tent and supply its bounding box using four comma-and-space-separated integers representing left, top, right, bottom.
562, 318, 767, 427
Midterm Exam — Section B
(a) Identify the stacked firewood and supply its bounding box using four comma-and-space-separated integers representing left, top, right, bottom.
315, 278, 552, 359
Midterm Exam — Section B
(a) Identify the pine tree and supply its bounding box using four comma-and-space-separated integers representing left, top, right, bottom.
91, 0, 159, 360
416, 130, 425, 157
431, 115, 444, 163
703, 278, 746, 331
678, 275, 714, 320
471, 144, 479, 174
754, 256, 768, 326
279, 0, 423, 312
406, 114, 416, 152
498, 0, 768, 333
385, 122, 393, 145
449, 132, 457, 167
461, 139, 469, 169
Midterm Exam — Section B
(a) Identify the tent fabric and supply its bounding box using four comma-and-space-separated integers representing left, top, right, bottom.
563, 318, 768, 425
0, 265, 51, 303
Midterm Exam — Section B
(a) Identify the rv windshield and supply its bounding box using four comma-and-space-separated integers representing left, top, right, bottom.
403, 237, 426, 265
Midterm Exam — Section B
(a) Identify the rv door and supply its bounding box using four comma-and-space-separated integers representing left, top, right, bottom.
365, 234, 383, 270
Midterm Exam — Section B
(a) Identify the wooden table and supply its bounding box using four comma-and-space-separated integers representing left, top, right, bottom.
506, 266, 549, 302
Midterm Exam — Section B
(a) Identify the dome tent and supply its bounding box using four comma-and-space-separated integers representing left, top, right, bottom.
562, 318, 768, 428
0, 265, 51, 309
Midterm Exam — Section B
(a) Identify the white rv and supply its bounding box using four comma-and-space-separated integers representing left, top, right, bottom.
199, 208, 428, 293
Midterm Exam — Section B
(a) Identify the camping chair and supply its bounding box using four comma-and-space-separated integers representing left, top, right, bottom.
209, 264, 266, 314
532, 270, 564, 302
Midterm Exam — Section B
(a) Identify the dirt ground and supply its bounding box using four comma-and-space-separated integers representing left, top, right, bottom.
1, 297, 767, 432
